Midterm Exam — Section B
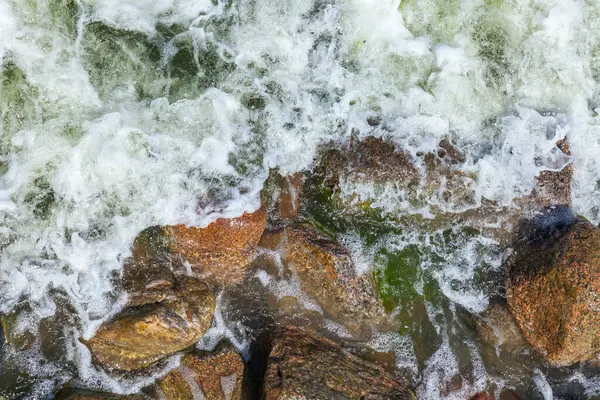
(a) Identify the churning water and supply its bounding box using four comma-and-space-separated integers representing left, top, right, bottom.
1, 0, 600, 398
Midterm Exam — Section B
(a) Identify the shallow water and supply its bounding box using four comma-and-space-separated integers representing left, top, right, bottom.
1, 0, 600, 398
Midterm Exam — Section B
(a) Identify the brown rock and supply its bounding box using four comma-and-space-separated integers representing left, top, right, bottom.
506, 215, 600, 366
164, 206, 267, 286
84, 277, 215, 371
518, 139, 572, 209
277, 173, 303, 220
321, 135, 419, 187
260, 223, 385, 339
263, 327, 415, 399
53, 388, 145, 400
473, 302, 527, 354
157, 342, 244, 400
468, 394, 494, 400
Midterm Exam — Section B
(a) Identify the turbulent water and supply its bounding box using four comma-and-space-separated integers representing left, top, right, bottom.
1, 0, 600, 398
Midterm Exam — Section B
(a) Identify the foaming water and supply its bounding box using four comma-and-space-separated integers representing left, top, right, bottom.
1, 0, 600, 397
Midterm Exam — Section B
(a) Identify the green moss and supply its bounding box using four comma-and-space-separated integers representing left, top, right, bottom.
23, 175, 56, 219
373, 246, 421, 313
48, 0, 79, 36
80, 22, 166, 102
167, 38, 236, 102
473, 22, 511, 87
399, 0, 463, 43
0, 62, 40, 143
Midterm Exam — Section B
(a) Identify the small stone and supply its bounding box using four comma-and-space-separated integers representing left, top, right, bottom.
263, 327, 415, 399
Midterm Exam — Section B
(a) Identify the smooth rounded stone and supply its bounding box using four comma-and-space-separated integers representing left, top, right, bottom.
260, 223, 386, 339
263, 327, 415, 400
506, 212, 600, 366
164, 206, 267, 286
156, 341, 244, 400
84, 277, 215, 371
473, 302, 527, 354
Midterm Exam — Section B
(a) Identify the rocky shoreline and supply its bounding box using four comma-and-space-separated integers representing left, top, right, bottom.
1, 135, 598, 399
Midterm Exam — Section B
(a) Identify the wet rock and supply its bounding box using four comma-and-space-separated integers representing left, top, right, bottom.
319, 135, 419, 187
1, 310, 35, 350
122, 226, 175, 296
260, 223, 385, 339
262, 170, 303, 228
506, 210, 600, 366
164, 206, 267, 286
263, 327, 415, 399
84, 276, 215, 371
520, 139, 572, 209
473, 302, 527, 354
468, 393, 494, 400
157, 341, 244, 399
54, 388, 145, 399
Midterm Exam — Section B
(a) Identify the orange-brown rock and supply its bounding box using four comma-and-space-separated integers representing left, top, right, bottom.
506, 214, 600, 366
263, 327, 415, 399
84, 277, 215, 371
157, 342, 244, 399
260, 223, 385, 339
164, 206, 266, 286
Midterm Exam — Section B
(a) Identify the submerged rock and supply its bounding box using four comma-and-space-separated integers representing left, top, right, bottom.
473, 302, 527, 354
157, 341, 244, 400
260, 223, 385, 339
84, 276, 215, 371
263, 327, 415, 399
164, 206, 267, 286
506, 210, 600, 366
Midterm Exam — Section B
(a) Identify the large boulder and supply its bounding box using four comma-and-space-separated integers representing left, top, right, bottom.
263, 327, 415, 399
164, 206, 267, 286
259, 223, 385, 339
156, 342, 245, 399
84, 276, 215, 371
506, 207, 600, 366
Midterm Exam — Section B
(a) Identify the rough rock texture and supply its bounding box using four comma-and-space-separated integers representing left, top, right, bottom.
260, 223, 385, 338
506, 215, 600, 366
324, 135, 419, 185
84, 277, 215, 371
164, 206, 267, 286
157, 342, 244, 400
473, 302, 527, 354
263, 327, 415, 399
